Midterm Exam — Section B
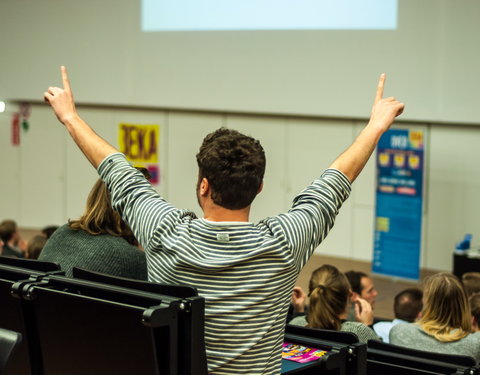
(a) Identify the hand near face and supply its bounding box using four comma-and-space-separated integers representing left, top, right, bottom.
353, 296, 374, 326
291, 286, 307, 313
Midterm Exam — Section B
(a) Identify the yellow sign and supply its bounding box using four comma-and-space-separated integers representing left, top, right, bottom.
376, 217, 390, 232
409, 130, 424, 150
118, 123, 159, 163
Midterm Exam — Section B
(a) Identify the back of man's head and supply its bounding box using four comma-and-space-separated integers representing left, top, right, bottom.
469, 293, 480, 331
462, 272, 480, 297
196, 127, 266, 210
0, 220, 17, 243
394, 288, 423, 322
345, 270, 368, 295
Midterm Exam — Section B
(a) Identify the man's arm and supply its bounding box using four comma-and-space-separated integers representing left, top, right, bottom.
329, 74, 404, 183
44, 66, 116, 168
45, 67, 183, 249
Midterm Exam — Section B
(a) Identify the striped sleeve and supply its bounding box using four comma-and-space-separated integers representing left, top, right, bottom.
97, 153, 194, 250
275, 168, 351, 269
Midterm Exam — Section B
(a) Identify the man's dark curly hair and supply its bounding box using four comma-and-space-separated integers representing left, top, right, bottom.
196, 127, 266, 210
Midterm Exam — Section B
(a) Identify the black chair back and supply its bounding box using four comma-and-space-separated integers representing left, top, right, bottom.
0, 328, 22, 375
283, 324, 366, 375
0, 258, 61, 375
367, 339, 479, 375
72, 266, 197, 298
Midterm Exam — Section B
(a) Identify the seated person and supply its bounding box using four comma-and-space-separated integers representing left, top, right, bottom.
462, 272, 480, 297
39, 177, 148, 280
390, 272, 480, 362
373, 288, 423, 342
41, 225, 59, 239
469, 293, 480, 332
287, 286, 307, 323
345, 270, 379, 321
0, 219, 26, 258
27, 235, 48, 260
289, 264, 381, 343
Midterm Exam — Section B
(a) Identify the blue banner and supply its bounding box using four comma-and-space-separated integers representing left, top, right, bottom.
372, 128, 425, 280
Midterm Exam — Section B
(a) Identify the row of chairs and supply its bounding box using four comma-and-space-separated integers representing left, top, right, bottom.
1, 255, 479, 375
283, 324, 480, 375
0, 256, 207, 375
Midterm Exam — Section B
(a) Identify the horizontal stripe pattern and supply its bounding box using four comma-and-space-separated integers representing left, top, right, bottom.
99, 153, 351, 374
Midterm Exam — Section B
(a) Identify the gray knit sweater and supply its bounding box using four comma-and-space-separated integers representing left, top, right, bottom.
289, 315, 381, 343
390, 323, 480, 362
39, 224, 148, 280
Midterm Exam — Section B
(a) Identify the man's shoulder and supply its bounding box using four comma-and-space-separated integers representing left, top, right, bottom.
373, 320, 395, 330
342, 320, 369, 330
288, 315, 307, 327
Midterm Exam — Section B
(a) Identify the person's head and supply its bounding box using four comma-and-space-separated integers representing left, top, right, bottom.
394, 288, 423, 322
69, 178, 137, 245
0, 220, 19, 244
27, 235, 48, 259
419, 272, 471, 342
345, 270, 378, 308
41, 225, 59, 239
195, 127, 266, 210
307, 264, 351, 330
469, 293, 480, 332
462, 272, 480, 297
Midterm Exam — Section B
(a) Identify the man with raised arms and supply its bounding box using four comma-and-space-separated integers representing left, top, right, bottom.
44, 67, 403, 374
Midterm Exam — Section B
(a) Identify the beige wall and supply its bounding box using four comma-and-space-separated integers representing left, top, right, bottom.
1, 0, 480, 123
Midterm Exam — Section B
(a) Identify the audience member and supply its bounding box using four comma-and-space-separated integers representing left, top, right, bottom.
41, 225, 59, 239
390, 273, 480, 361
469, 293, 480, 332
289, 264, 381, 343
462, 272, 480, 297
44, 66, 403, 374
345, 270, 378, 320
27, 235, 48, 259
373, 288, 423, 342
287, 286, 307, 323
39, 177, 148, 280
0, 219, 26, 258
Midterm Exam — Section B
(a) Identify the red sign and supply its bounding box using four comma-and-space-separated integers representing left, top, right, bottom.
11, 113, 20, 146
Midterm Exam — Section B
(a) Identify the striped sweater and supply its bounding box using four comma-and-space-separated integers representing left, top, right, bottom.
99, 153, 351, 374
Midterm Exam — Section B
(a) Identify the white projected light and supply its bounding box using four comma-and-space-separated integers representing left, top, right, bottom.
142, 0, 398, 31
0, 102, 5, 113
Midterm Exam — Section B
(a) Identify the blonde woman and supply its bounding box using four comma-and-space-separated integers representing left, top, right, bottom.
289, 264, 380, 343
390, 272, 480, 361
39, 175, 148, 280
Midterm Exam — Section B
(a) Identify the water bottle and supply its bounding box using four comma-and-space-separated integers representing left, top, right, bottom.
455, 234, 472, 255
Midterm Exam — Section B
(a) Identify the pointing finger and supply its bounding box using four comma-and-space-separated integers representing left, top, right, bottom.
375, 73, 386, 104
61, 66, 72, 92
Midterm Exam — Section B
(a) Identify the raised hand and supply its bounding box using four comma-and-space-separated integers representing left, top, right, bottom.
43, 66, 118, 168
369, 74, 404, 133
44, 66, 78, 124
